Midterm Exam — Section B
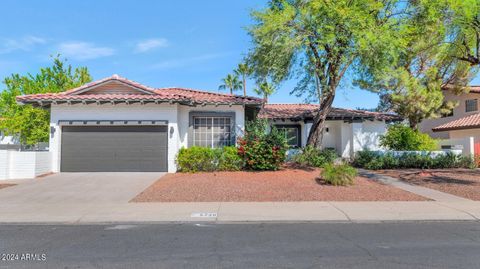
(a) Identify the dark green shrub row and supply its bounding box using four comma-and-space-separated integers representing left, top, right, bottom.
321, 163, 357, 186
237, 119, 288, 170
352, 150, 476, 170
293, 146, 337, 168
176, 146, 244, 173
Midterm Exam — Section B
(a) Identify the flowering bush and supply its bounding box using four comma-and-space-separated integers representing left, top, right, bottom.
237, 119, 288, 170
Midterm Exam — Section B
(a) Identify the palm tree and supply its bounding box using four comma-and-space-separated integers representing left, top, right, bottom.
234, 63, 253, 96
253, 81, 275, 102
219, 74, 243, 95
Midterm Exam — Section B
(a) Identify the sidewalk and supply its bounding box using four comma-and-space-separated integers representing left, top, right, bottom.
0, 200, 479, 224
0, 170, 479, 224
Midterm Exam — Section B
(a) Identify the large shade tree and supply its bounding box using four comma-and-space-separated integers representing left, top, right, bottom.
0, 57, 91, 145
446, 0, 480, 66
357, 0, 476, 129
247, 0, 400, 148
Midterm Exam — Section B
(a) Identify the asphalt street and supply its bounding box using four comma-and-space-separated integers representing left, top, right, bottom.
0, 221, 479, 268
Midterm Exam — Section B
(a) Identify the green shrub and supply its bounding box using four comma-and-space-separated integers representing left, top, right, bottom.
321, 163, 357, 186
380, 124, 437, 151
237, 119, 288, 170
352, 150, 378, 168
176, 146, 217, 172
217, 146, 244, 171
293, 146, 337, 167
353, 150, 476, 170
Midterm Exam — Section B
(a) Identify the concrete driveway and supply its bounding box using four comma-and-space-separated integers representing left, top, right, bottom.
0, 172, 164, 204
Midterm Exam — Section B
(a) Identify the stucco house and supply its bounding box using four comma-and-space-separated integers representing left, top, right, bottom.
420, 86, 480, 139
17, 75, 400, 173
419, 87, 480, 155
258, 104, 401, 158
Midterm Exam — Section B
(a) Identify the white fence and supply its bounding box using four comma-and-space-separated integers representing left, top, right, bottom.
372, 149, 463, 158
0, 150, 52, 180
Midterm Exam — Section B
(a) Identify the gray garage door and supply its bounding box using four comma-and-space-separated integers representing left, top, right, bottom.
61, 126, 168, 172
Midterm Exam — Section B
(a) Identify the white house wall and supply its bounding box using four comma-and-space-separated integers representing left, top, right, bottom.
271, 119, 389, 158
0, 132, 19, 145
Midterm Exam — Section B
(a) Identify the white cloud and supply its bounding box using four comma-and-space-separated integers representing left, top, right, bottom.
134, 38, 169, 53
151, 52, 229, 70
0, 35, 46, 54
58, 42, 114, 60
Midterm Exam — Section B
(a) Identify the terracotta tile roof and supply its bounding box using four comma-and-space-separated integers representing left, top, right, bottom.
443, 84, 480, 94
16, 75, 263, 105
432, 113, 480, 132
469, 86, 480, 93
258, 104, 403, 121
156, 87, 262, 105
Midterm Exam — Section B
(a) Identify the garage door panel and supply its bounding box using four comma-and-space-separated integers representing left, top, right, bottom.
61, 126, 168, 172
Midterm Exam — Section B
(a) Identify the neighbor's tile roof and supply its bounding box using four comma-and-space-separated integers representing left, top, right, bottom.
16, 74, 263, 105
432, 113, 480, 132
258, 104, 403, 121
469, 86, 480, 93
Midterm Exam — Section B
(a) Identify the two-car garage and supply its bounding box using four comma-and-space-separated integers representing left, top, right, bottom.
60, 126, 168, 172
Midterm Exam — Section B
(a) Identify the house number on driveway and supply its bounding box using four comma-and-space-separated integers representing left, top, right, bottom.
191, 212, 217, 218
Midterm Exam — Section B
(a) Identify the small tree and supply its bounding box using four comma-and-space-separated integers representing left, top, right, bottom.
234, 63, 253, 96
219, 74, 243, 95
380, 124, 438, 151
0, 57, 91, 145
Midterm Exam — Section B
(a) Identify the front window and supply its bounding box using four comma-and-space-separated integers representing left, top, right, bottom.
275, 125, 301, 147
465, 99, 478, 112
193, 116, 232, 148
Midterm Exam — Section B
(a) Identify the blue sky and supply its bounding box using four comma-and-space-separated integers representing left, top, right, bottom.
1, 0, 479, 109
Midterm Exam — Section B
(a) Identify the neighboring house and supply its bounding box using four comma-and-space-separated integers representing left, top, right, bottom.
420, 86, 480, 139
258, 104, 402, 158
17, 75, 400, 173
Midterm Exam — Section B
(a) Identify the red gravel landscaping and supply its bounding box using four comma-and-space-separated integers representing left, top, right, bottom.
132, 166, 426, 202
0, 184, 15, 190
377, 169, 480, 201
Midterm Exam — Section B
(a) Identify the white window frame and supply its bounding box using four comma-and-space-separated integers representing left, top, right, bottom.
193, 116, 232, 148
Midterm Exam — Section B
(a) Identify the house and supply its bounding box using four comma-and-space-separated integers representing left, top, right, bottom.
420, 86, 480, 140
17, 75, 400, 173
258, 104, 402, 158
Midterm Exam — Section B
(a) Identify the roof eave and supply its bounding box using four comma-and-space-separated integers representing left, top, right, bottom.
432, 125, 480, 132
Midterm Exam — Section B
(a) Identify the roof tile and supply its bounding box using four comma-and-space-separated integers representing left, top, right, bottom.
17, 75, 263, 105
258, 104, 402, 121
432, 113, 480, 131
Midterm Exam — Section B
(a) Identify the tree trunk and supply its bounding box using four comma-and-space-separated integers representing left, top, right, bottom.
230, 87, 233, 95
306, 92, 335, 148
243, 76, 247, 96
409, 119, 418, 131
